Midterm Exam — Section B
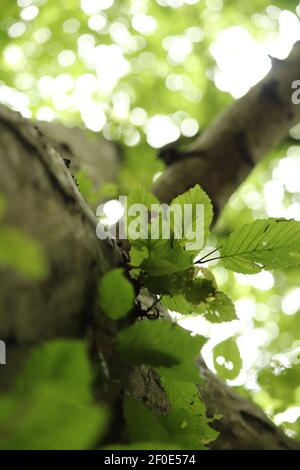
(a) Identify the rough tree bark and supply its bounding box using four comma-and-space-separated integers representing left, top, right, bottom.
198, 360, 300, 450
0, 105, 121, 387
1, 41, 300, 450
37, 120, 120, 201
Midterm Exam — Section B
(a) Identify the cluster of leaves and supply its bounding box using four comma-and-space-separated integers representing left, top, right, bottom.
125, 184, 300, 324
126, 184, 237, 324
99, 272, 218, 449
97, 182, 300, 448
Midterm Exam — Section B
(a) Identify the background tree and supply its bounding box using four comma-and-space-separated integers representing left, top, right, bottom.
0, 0, 300, 450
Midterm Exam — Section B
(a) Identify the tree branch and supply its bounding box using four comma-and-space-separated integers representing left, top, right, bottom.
153, 41, 300, 216
36, 120, 120, 203
198, 360, 300, 450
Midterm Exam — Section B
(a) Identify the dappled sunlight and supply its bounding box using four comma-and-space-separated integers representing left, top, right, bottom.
146, 114, 180, 148
282, 288, 300, 316
235, 271, 275, 291
210, 26, 272, 98
211, 10, 300, 98
100, 199, 125, 226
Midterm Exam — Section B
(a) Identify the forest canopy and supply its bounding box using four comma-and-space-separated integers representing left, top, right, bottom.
0, 0, 300, 451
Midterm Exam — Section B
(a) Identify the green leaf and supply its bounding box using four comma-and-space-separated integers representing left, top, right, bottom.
161, 378, 206, 415
145, 273, 186, 296
129, 245, 148, 269
133, 237, 169, 256
131, 237, 193, 277
170, 185, 213, 252
98, 268, 135, 320
126, 187, 160, 243
15, 339, 92, 400
162, 409, 216, 450
0, 227, 48, 280
155, 360, 201, 384
141, 258, 183, 277
141, 255, 191, 277
0, 340, 108, 450
161, 294, 203, 315
221, 219, 300, 274
99, 182, 119, 200
127, 184, 160, 209
0, 387, 107, 450
160, 378, 218, 448
185, 279, 216, 304
76, 169, 94, 201
162, 291, 236, 324
203, 293, 237, 323
116, 319, 206, 367
213, 337, 242, 380
124, 396, 174, 445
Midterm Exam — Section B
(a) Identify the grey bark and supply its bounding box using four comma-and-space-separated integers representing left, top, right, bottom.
37, 120, 120, 201
0, 105, 120, 383
198, 360, 300, 450
0, 43, 300, 450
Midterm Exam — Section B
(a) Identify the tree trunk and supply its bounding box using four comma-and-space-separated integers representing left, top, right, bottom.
0, 104, 120, 387
36, 120, 120, 201
1, 42, 300, 450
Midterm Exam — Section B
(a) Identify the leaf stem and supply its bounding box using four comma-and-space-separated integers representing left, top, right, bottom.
194, 245, 222, 264
145, 294, 164, 314
198, 255, 223, 264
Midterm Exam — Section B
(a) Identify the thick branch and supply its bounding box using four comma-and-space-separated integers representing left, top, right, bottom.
153, 41, 300, 214
198, 360, 300, 450
0, 76, 299, 449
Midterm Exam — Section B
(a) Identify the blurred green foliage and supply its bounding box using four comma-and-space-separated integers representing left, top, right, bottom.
0, 340, 108, 449
98, 267, 135, 319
